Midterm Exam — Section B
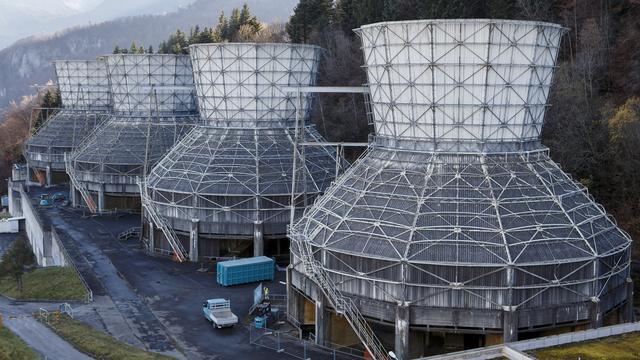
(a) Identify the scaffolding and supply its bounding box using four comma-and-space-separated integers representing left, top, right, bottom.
289, 19, 633, 359
67, 54, 198, 213
25, 59, 111, 185
143, 43, 343, 260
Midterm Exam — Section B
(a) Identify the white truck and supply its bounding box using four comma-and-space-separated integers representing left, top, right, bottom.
202, 299, 238, 328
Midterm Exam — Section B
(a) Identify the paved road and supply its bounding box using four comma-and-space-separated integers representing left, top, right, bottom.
0, 298, 93, 360
28, 185, 293, 360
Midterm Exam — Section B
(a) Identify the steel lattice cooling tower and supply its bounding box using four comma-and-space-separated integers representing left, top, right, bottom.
68, 55, 199, 212
25, 59, 110, 186
144, 43, 341, 261
288, 20, 633, 358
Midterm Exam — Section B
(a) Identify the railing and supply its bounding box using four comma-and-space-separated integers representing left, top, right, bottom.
60, 303, 74, 319
250, 324, 364, 360
138, 180, 187, 262
51, 227, 94, 303
118, 227, 141, 241
290, 231, 389, 360
38, 308, 49, 323
65, 154, 97, 213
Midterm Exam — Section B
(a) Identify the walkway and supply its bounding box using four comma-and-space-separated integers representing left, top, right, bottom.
0, 298, 93, 360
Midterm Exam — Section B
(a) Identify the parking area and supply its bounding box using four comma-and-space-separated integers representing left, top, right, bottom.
29, 184, 290, 360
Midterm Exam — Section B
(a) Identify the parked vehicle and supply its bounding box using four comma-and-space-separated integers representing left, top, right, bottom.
39, 194, 52, 206
202, 299, 238, 328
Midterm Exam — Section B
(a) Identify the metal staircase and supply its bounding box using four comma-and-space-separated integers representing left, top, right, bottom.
65, 154, 97, 213
138, 180, 188, 262
291, 233, 389, 360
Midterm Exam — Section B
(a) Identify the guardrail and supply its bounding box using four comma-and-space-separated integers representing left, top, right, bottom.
51, 227, 93, 303
250, 324, 364, 360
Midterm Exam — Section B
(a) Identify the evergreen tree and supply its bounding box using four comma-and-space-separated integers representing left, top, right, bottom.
0, 236, 35, 293
130, 41, 139, 54
113, 45, 121, 54
148, 45, 154, 54
286, 0, 334, 43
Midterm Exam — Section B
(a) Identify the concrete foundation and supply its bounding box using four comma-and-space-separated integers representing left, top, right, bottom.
503, 307, 518, 343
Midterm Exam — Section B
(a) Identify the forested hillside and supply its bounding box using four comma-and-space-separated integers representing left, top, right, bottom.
284, 0, 640, 259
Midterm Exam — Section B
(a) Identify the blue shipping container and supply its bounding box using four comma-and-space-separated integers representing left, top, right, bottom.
217, 256, 275, 286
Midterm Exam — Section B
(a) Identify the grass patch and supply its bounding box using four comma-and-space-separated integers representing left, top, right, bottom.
533, 332, 640, 359
0, 267, 86, 301
0, 327, 39, 360
46, 314, 174, 360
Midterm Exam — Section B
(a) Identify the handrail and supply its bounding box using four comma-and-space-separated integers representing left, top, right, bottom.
138, 180, 187, 262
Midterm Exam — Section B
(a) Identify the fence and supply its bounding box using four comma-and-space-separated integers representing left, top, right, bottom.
420, 321, 640, 360
249, 325, 365, 360
51, 227, 93, 303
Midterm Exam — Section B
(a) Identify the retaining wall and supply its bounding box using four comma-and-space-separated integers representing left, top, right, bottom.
11, 181, 67, 267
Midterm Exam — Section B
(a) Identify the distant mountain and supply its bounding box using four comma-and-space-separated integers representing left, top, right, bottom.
0, 0, 197, 49
0, 0, 296, 108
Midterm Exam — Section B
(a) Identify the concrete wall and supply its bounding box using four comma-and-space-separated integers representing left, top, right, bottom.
13, 182, 67, 267
0, 217, 22, 233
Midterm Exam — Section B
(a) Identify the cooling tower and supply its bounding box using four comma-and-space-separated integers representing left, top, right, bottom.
68, 54, 199, 212
25, 59, 110, 186
143, 43, 340, 261
288, 20, 633, 359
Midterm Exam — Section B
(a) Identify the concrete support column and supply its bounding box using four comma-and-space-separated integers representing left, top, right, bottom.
253, 220, 264, 257
623, 277, 635, 323
590, 297, 603, 329
148, 219, 155, 253
7, 181, 15, 216
314, 293, 329, 347
395, 302, 410, 360
70, 187, 78, 208
45, 165, 52, 187
189, 218, 199, 262
502, 306, 518, 343
97, 185, 105, 212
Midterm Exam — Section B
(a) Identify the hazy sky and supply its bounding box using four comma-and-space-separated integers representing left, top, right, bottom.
0, 0, 195, 49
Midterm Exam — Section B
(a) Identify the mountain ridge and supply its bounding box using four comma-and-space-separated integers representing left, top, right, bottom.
0, 0, 296, 108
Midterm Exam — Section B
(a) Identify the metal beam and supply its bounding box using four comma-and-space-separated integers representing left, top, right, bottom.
282, 86, 369, 94
299, 142, 369, 147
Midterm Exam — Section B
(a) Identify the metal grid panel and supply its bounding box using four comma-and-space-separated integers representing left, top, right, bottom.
190, 43, 321, 128
26, 59, 111, 171
106, 54, 197, 115
144, 44, 340, 236
356, 20, 564, 151
54, 59, 111, 110
25, 111, 107, 170
70, 54, 199, 193
291, 20, 631, 325
146, 125, 338, 234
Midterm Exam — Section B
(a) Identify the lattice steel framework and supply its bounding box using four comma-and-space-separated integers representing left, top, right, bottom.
290, 20, 633, 337
144, 43, 340, 245
25, 60, 110, 172
69, 54, 198, 198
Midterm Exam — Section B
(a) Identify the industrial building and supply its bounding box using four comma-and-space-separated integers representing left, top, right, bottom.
143, 43, 340, 262
24, 59, 111, 187
67, 54, 199, 212
288, 19, 633, 359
